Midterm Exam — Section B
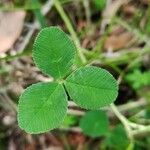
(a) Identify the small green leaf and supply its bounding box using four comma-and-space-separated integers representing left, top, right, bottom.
105, 125, 130, 150
92, 0, 106, 11
65, 66, 118, 110
18, 82, 68, 134
80, 110, 109, 137
62, 115, 78, 127
125, 69, 150, 90
33, 27, 76, 79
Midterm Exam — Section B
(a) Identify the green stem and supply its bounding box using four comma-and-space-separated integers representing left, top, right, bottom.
82, 0, 91, 27
54, 0, 87, 64
110, 103, 134, 141
61, 134, 71, 150
114, 17, 150, 45
0, 50, 31, 61
132, 125, 150, 136
32, 0, 47, 28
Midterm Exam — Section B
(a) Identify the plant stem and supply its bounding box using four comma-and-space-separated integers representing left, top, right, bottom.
132, 125, 150, 136
114, 17, 150, 46
54, 0, 87, 64
110, 75, 134, 141
82, 0, 91, 27
61, 134, 71, 150
32, 0, 47, 28
0, 93, 17, 114
110, 103, 133, 141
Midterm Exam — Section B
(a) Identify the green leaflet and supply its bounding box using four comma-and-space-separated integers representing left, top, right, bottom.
92, 0, 106, 11
80, 110, 109, 137
65, 66, 118, 110
33, 27, 76, 79
18, 82, 68, 134
18, 26, 119, 134
105, 125, 130, 150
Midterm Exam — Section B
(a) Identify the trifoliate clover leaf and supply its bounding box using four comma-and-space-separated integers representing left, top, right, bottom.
17, 26, 119, 134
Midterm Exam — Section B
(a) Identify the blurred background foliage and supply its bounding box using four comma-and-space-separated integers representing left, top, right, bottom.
0, 0, 150, 149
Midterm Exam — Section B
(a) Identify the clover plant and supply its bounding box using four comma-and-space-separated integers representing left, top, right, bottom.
17, 26, 118, 134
